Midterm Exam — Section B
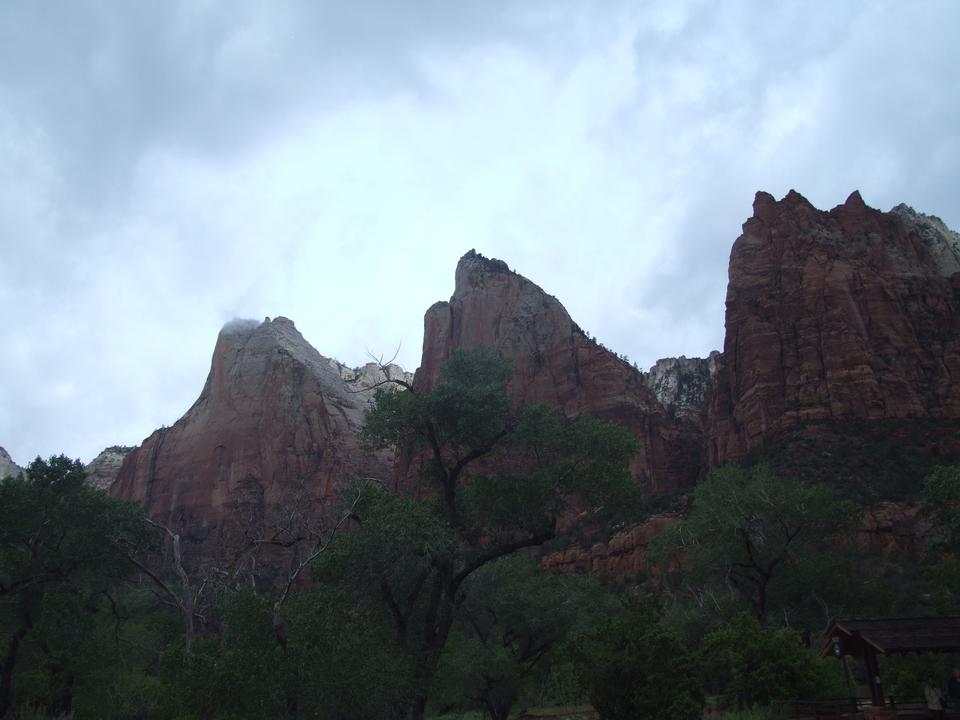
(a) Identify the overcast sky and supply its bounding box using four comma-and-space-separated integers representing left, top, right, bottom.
1, 1, 958, 465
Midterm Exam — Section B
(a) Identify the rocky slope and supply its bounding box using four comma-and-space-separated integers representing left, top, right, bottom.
706, 190, 960, 494
84, 446, 136, 491
0, 447, 24, 479
644, 353, 719, 419
413, 250, 703, 495
111, 317, 397, 569
329, 359, 414, 392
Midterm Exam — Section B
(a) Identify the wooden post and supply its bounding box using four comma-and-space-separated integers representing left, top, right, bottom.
862, 646, 884, 707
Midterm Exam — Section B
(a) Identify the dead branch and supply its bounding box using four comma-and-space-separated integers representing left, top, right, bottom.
271, 485, 363, 648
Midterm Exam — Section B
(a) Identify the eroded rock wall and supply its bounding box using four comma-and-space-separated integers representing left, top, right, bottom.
707, 190, 960, 472
413, 250, 703, 495
112, 317, 395, 568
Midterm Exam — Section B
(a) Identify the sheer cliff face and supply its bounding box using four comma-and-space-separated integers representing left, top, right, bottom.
112, 317, 392, 551
415, 251, 702, 495
707, 190, 960, 468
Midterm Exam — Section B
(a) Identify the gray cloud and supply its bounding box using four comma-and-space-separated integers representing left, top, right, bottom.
1, 0, 958, 464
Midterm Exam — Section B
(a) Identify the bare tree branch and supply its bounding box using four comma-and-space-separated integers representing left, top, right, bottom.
346, 345, 415, 393
270, 485, 364, 649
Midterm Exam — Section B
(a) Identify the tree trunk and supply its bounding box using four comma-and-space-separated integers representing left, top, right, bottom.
408, 696, 428, 720
404, 570, 457, 720
52, 667, 75, 716
755, 576, 768, 623
483, 693, 513, 720
183, 590, 196, 651
0, 623, 29, 719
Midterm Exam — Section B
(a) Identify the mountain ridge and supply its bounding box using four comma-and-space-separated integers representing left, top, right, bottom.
80, 188, 960, 575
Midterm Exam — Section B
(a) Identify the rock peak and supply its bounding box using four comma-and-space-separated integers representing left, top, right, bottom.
458, 249, 511, 274
112, 313, 399, 564
783, 188, 811, 206
751, 191, 780, 225
844, 189, 866, 209
455, 250, 514, 296
709, 190, 960, 469
416, 249, 702, 495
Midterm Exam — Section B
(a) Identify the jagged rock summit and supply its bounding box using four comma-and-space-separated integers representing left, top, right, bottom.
414, 249, 704, 494
707, 189, 960, 471
112, 317, 400, 558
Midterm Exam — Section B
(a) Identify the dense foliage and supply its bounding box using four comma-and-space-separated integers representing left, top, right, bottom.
430, 556, 605, 720
320, 347, 642, 719
573, 599, 702, 720
649, 465, 860, 627
0, 457, 153, 718
920, 465, 960, 614
698, 613, 844, 709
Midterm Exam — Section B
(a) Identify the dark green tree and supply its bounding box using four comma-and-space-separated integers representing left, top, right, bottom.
921, 465, 960, 552
698, 612, 844, 710
320, 347, 641, 720
573, 599, 702, 720
0, 455, 152, 717
283, 587, 415, 720
431, 556, 604, 720
650, 465, 857, 626
157, 586, 409, 720
920, 465, 960, 613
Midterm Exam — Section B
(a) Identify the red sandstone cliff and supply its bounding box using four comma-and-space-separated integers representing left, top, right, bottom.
107, 191, 960, 579
112, 317, 395, 565
707, 190, 960, 483
413, 251, 703, 495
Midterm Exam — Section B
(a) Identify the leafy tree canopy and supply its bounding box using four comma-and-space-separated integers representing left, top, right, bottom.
431, 556, 605, 720
322, 347, 642, 720
921, 464, 960, 552
920, 464, 960, 613
0, 456, 153, 718
650, 465, 857, 627
698, 612, 844, 710
572, 598, 703, 720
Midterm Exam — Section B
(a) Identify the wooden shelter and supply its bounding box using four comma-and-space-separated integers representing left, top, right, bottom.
822, 617, 960, 710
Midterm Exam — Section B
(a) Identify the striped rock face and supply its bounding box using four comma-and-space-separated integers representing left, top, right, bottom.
707, 191, 960, 474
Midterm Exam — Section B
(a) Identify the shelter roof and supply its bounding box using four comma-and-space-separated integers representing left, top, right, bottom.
821, 616, 960, 657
